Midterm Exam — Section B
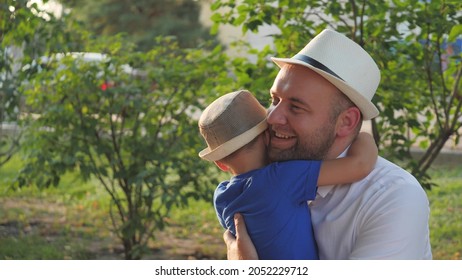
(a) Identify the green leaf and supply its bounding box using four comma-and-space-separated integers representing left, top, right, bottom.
448, 24, 462, 42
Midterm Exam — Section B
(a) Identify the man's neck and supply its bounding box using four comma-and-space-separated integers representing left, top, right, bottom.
325, 135, 355, 160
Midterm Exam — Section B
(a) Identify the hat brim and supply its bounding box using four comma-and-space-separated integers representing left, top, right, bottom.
199, 119, 268, 161
271, 57, 379, 120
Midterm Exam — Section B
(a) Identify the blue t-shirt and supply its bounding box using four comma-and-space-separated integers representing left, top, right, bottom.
214, 160, 321, 260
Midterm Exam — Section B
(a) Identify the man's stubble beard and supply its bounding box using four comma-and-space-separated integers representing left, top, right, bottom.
268, 122, 336, 162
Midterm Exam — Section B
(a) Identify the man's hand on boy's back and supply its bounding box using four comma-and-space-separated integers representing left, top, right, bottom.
223, 213, 258, 260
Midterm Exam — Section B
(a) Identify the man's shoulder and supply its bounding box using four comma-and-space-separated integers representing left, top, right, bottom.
362, 156, 428, 200
372, 157, 419, 183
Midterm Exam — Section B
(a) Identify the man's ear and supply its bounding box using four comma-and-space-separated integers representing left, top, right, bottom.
215, 161, 229, 172
336, 107, 361, 137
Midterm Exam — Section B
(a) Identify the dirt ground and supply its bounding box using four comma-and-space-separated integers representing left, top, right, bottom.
0, 197, 226, 260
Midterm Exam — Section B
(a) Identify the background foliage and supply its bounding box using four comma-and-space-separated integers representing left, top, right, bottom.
210, 0, 462, 189
14, 35, 237, 259
1, 0, 231, 259
59, 0, 218, 51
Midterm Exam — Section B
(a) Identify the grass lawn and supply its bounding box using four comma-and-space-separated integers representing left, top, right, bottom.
0, 156, 461, 259
427, 163, 462, 260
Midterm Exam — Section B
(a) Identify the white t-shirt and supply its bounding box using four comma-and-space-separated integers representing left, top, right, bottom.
310, 156, 432, 259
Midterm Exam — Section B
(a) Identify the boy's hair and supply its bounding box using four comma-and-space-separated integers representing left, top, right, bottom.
198, 90, 267, 162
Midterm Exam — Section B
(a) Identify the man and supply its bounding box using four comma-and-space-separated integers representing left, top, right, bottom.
224, 29, 432, 259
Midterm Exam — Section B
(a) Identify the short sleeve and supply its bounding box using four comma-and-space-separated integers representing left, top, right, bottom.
267, 160, 321, 204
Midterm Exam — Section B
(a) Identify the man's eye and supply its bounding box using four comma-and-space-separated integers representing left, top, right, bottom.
291, 105, 301, 111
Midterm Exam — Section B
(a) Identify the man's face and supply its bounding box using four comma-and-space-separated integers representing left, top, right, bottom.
267, 64, 340, 162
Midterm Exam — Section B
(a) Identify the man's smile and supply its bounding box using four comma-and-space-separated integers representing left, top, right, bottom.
274, 132, 294, 139
270, 129, 297, 150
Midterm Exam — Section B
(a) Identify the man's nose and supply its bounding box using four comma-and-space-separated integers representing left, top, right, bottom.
267, 104, 286, 126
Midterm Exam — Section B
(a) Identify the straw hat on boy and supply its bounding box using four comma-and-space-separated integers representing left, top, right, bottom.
199, 90, 267, 161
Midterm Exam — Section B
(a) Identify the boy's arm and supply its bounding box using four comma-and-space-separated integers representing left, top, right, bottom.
318, 132, 378, 186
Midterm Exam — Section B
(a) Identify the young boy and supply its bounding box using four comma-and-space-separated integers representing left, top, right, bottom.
198, 90, 377, 259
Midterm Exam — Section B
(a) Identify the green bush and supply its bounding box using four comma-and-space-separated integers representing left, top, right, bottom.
14, 36, 237, 259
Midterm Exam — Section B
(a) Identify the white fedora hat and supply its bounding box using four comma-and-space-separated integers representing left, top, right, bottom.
271, 29, 380, 120
198, 90, 268, 161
